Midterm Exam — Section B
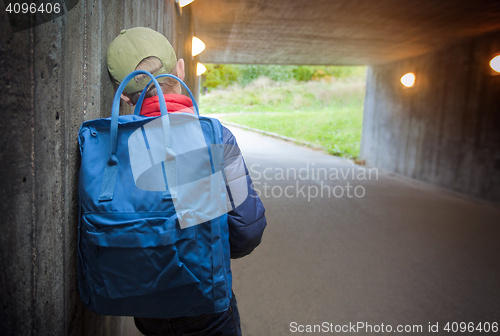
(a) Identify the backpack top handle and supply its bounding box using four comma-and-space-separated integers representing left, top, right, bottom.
133, 74, 200, 117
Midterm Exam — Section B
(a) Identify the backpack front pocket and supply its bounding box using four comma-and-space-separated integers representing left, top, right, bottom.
82, 212, 202, 299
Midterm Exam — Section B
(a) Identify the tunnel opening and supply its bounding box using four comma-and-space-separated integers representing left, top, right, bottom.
199, 64, 367, 160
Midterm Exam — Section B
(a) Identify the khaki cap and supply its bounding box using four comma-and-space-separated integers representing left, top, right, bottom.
107, 27, 177, 94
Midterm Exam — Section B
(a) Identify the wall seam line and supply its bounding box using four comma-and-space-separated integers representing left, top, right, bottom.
29, 22, 37, 336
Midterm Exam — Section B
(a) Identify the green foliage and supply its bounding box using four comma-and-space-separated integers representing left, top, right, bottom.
292, 66, 313, 81
202, 64, 241, 92
238, 65, 296, 85
293, 65, 364, 81
201, 64, 366, 91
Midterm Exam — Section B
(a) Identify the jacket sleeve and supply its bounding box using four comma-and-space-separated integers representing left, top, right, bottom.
223, 126, 267, 259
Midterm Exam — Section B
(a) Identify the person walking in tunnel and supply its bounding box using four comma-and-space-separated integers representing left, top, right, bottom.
105, 27, 267, 335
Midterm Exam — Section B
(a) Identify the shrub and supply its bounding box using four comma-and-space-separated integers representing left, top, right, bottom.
201, 64, 241, 92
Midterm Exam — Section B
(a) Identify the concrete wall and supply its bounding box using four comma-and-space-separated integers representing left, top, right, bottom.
361, 30, 500, 202
0, 1, 197, 335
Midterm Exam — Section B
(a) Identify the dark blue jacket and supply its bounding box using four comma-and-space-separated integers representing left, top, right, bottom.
222, 126, 267, 258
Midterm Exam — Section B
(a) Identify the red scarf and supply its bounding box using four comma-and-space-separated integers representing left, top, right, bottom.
139, 94, 195, 117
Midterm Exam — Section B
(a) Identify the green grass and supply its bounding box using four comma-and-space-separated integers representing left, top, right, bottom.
223, 110, 363, 158
200, 70, 366, 159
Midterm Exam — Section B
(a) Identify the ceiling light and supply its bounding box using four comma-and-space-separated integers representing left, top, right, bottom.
197, 62, 207, 76
178, 0, 195, 7
192, 36, 205, 57
490, 55, 500, 73
401, 73, 415, 87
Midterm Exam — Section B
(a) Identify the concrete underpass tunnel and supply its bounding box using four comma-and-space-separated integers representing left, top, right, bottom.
1, 1, 500, 335
191, 0, 500, 202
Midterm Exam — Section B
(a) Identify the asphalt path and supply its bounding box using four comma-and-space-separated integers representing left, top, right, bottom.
226, 124, 500, 336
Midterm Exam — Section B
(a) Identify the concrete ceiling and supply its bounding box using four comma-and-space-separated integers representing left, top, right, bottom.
191, 0, 500, 65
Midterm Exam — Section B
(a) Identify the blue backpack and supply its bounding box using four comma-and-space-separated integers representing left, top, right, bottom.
77, 70, 232, 318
